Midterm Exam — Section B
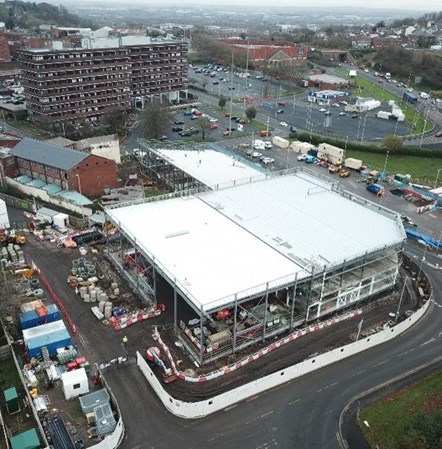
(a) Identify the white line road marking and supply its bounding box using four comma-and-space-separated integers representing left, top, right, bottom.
260, 411, 274, 418
224, 404, 238, 412
398, 350, 410, 356
355, 369, 366, 375
420, 338, 436, 346
439, 331, 442, 338
289, 399, 301, 405
374, 359, 390, 367
324, 409, 333, 415
316, 388, 323, 393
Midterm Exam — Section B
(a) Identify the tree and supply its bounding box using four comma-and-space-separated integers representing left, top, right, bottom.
382, 135, 403, 152
5, 17, 15, 29
143, 98, 170, 140
245, 106, 257, 121
197, 117, 211, 141
218, 96, 227, 109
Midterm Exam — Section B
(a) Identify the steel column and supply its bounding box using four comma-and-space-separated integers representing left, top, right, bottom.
289, 274, 298, 329
233, 295, 238, 353
262, 283, 269, 342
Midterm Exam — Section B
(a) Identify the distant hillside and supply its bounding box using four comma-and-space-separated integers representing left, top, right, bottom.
0, 1, 94, 29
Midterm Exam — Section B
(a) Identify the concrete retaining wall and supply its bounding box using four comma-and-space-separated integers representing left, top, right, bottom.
137, 297, 431, 419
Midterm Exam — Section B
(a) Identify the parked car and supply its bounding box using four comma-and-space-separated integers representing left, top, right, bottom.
210, 124, 219, 130
278, 100, 286, 106
158, 135, 168, 141
435, 131, 442, 137
236, 118, 247, 124
259, 130, 271, 137
297, 154, 307, 161
172, 126, 183, 132
264, 141, 273, 149
280, 121, 288, 127
319, 107, 327, 112
251, 151, 262, 158
276, 109, 284, 114
352, 114, 359, 119
174, 120, 185, 125
261, 157, 275, 165
339, 111, 346, 116
223, 130, 233, 136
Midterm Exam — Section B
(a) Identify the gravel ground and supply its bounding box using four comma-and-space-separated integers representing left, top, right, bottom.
19, 234, 420, 402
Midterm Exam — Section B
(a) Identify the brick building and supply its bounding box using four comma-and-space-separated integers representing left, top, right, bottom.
0, 33, 11, 62
10, 138, 117, 197
223, 39, 307, 66
18, 36, 188, 127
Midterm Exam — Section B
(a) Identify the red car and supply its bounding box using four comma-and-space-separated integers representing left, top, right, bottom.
278, 100, 285, 106
224, 112, 232, 117
223, 130, 233, 136
193, 111, 202, 116
236, 118, 247, 125
210, 124, 219, 130
259, 130, 271, 137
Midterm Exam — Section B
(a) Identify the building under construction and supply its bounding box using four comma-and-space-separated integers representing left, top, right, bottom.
105, 146, 405, 365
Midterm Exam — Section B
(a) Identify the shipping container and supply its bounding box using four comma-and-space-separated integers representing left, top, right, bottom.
272, 136, 290, 149
344, 158, 363, 170
20, 304, 61, 330
0, 199, 9, 229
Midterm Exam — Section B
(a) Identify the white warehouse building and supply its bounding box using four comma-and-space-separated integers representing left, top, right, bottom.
106, 146, 405, 364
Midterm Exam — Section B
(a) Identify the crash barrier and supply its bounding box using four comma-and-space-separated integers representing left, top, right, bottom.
110, 307, 163, 331
153, 309, 362, 383
140, 296, 431, 418
33, 262, 77, 334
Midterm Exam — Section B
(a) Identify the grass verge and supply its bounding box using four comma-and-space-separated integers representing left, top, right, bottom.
346, 150, 441, 185
359, 370, 442, 449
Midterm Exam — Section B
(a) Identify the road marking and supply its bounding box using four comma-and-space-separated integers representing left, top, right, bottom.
246, 418, 258, 425
260, 411, 274, 418
355, 369, 366, 375
398, 350, 410, 356
420, 338, 436, 346
325, 409, 333, 415
289, 398, 301, 405
439, 331, 442, 338
374, 359, 390, 367
247, 395, 260, 402
316, 388, 323, 393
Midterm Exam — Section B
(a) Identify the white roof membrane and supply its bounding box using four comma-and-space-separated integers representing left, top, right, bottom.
107, 171, 404, 312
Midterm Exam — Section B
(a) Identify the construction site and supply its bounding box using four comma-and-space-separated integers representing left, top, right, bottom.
104, 145, 406, 366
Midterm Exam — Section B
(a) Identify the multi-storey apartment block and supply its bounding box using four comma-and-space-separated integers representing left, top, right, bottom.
18, 37, 188, 126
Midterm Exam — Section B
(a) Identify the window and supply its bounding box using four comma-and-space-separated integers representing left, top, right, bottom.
73, 383, 81, 390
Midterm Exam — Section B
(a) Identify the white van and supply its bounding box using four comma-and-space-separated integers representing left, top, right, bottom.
419, 92, 430, 99
253, 139, 265, 150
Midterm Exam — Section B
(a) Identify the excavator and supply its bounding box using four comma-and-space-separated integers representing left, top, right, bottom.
0, 229, 26, 246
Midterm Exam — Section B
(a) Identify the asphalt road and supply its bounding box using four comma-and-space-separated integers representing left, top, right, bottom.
107, 244, 441, 449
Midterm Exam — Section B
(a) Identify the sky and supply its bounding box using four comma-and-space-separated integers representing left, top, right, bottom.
74, 0, 440, 12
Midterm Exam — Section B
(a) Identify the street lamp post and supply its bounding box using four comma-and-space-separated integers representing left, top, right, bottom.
434, 168, 441, 189
396, 276, 409, 323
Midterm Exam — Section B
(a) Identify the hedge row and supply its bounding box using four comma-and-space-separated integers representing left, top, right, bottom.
296, 132, 442, 158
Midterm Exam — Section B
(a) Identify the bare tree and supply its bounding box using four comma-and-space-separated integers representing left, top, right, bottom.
197, 117, 211, 141
143, 98, 170, 140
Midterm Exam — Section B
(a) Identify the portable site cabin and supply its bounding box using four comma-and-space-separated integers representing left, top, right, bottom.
23, 320, 71, 359
95, 403, 117, 436
0, 199, 9, 229
9, 428, 40, 449
3, 387, 20, 414
61, 368, 89, 400
19, 304, 60, 330
35, 207, 69, 228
